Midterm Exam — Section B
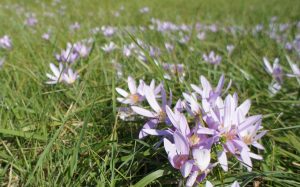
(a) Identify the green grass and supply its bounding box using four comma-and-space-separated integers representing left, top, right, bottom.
0, 0, 300, 186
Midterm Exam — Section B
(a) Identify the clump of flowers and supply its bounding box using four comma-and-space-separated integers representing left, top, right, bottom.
116, 75, 266, 186
46, 39, 92, 85
202, 51, 222, 65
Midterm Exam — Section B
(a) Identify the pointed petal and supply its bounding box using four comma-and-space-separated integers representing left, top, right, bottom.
206, 181, 214, 187
180, 160, 193, 178
263, 57, 273, 74
231, 181, 240, 187
144, 86, 161, 113
218, 150, 228, 171
240, 149, 252, 171
174, 131, 189, 155
127, 76, 137, 93
116, 88, 129, 97
186, 171, 198, 187
192, 149, 211, 171
131, 106, 156, 118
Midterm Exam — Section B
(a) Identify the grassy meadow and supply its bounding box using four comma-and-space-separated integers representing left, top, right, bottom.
0, 0, 299, 186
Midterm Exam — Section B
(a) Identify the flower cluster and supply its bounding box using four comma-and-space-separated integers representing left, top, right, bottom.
46, 39, 92, 85
116, 75, 266, 186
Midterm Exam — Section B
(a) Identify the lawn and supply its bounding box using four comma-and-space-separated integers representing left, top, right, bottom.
0, 0, 299, 186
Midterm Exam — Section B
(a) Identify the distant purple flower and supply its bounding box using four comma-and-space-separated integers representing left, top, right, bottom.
208, 24, 218, 32
149, 46, 161, 57
25, 14, 38, 26
42, 32, 51, 41
226, 45, 235, 55
197, 32, 206, 40
101, 26, 116, 37
73, 39, 93, 58
286, 56, 300, 85
69, 22, 80, 31
139, 7, 150, 14
285, 42, 293, 51
164, 43, 174, 52
0, 35, 12, 50
202, 51, 222, 65
263, 57, 283, 84
55, 43, 79, 63
62, 68, 79, 84
101, 42, 117, 53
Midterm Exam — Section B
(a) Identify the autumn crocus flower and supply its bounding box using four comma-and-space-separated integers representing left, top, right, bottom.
101, 42, 117, 53
116, 76, 145, 105
74, 40, 92, 58
191, 74, 230, 104
263, 57, 283, 84
226, 45, 235, 55
62, 68, 79, 84
0, 35, 12, 50
55, 43, 79, 63
131, 85, 171, 138
46, 63, 64, 84
46, 63, 78, 85
202, 51, 222, 65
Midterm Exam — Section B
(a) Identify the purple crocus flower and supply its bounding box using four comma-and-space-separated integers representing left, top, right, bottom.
263, 57, 283, 84
226, 45, 235, 55
139, 7, 150, 14
202, 51, 222, 65
101, 42, 117, 53
42, 32, 51, 41
45, 63, 78, 85
55, 43, 79, 63
286, 56, 300, 85
191, 74, 230, 104
0, 35, 12, 50
25, 14, 38, 26
131, 85, 171, 138
45, 63, 64, 84
69, 22, 80, 31
116, 76, 145, 105
197, 32, 206, 40
101, 26, 116, 37
73, 39, 92, 58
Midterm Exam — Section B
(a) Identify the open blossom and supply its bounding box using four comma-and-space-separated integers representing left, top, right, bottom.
197, 32, 206, 40
45, 63, 78, 85
116, 76, 145, 105
24, 14, 38, 26
55, 43, 79, 63
203, 51, 222, 65
101, 26, 116, 37
69, 22, 80, 31
263, 57, 283, 84
73, 39, 92, 58
0, 35, 12, 50
131, 85, 172, 139
42, 32, 51, 41
286, 56, 300, 85
101, 42, 117, 53
45, 63, 64, 84
139, 7, 150, 14
226, 44, 235, 55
